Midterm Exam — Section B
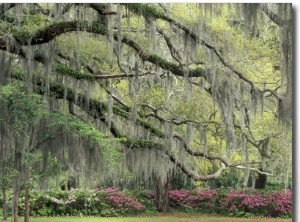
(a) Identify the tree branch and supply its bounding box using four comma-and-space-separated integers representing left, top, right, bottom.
167, 151, 227, 181
124, 4, 258, 89
12, 69, 272, 181
173, 133, 233, 167
0, 19, 205, 78
0, 4, 283, 101
259, 3, 289, 28
156, 26, 183, 64
235, 165, 273, 176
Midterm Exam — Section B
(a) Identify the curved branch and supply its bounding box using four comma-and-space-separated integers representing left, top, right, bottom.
126, 138, 227, 181
0, 19, 205, 78
168, 151, 227, 181
173, 133, 232, 167
28, 21, 104, 45
57, 53, 157, 81
117, 36, 205, 77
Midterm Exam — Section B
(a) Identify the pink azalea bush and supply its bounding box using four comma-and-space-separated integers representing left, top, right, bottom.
264, 190, 292, 217
101, 187, 145, 215
168, 188, 292, 217
169, 189, 218, 211
14, 187, 291, 218
222, 189, 292, 217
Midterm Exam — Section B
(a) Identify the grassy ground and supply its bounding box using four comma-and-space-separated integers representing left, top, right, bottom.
11, 213, 292, 222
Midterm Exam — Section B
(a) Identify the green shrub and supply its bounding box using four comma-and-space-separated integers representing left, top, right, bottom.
0, 187, 292, 218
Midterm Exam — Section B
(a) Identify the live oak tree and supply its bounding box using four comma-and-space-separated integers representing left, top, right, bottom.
0, 3, 292, 218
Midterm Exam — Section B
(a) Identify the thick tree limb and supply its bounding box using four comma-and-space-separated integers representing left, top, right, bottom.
0, 4, 285, 100
167, 152, 227, 181
126, 138, 227, 181
0, 19, 205, 78
28, 21, 103, 45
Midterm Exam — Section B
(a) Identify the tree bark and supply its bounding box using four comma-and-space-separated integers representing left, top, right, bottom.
12, 177, 19, 222
24, 172, 30, 222
255, 139, 269, 189
154, 171, 170, 213
13, 146, 22, 222
255, 169, 267, 189
2, 186, 7, 221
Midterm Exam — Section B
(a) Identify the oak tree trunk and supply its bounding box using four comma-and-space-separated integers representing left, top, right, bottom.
154, 172, 170, 213
255, 168, 267, 189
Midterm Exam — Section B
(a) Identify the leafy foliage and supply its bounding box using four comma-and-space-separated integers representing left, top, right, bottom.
0, 81, 44, 132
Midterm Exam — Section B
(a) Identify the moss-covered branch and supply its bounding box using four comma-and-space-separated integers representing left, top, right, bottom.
0, 3, 280, 95
123, 3, 168, 20
12, 20, 106, 45
124, 3, 258, 88
122, 137, 228, 181
119, 37, 205, 77
55, 64, 96, 81
122, 138, 163, 150
1, 17, 206, 78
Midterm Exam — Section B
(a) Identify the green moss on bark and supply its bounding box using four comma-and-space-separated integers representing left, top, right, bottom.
122, 138, 163, 150
55, 64, 96, 81
124, 3, 167, 20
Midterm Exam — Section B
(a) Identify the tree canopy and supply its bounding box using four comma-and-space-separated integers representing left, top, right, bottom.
0, 3, 292, 217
